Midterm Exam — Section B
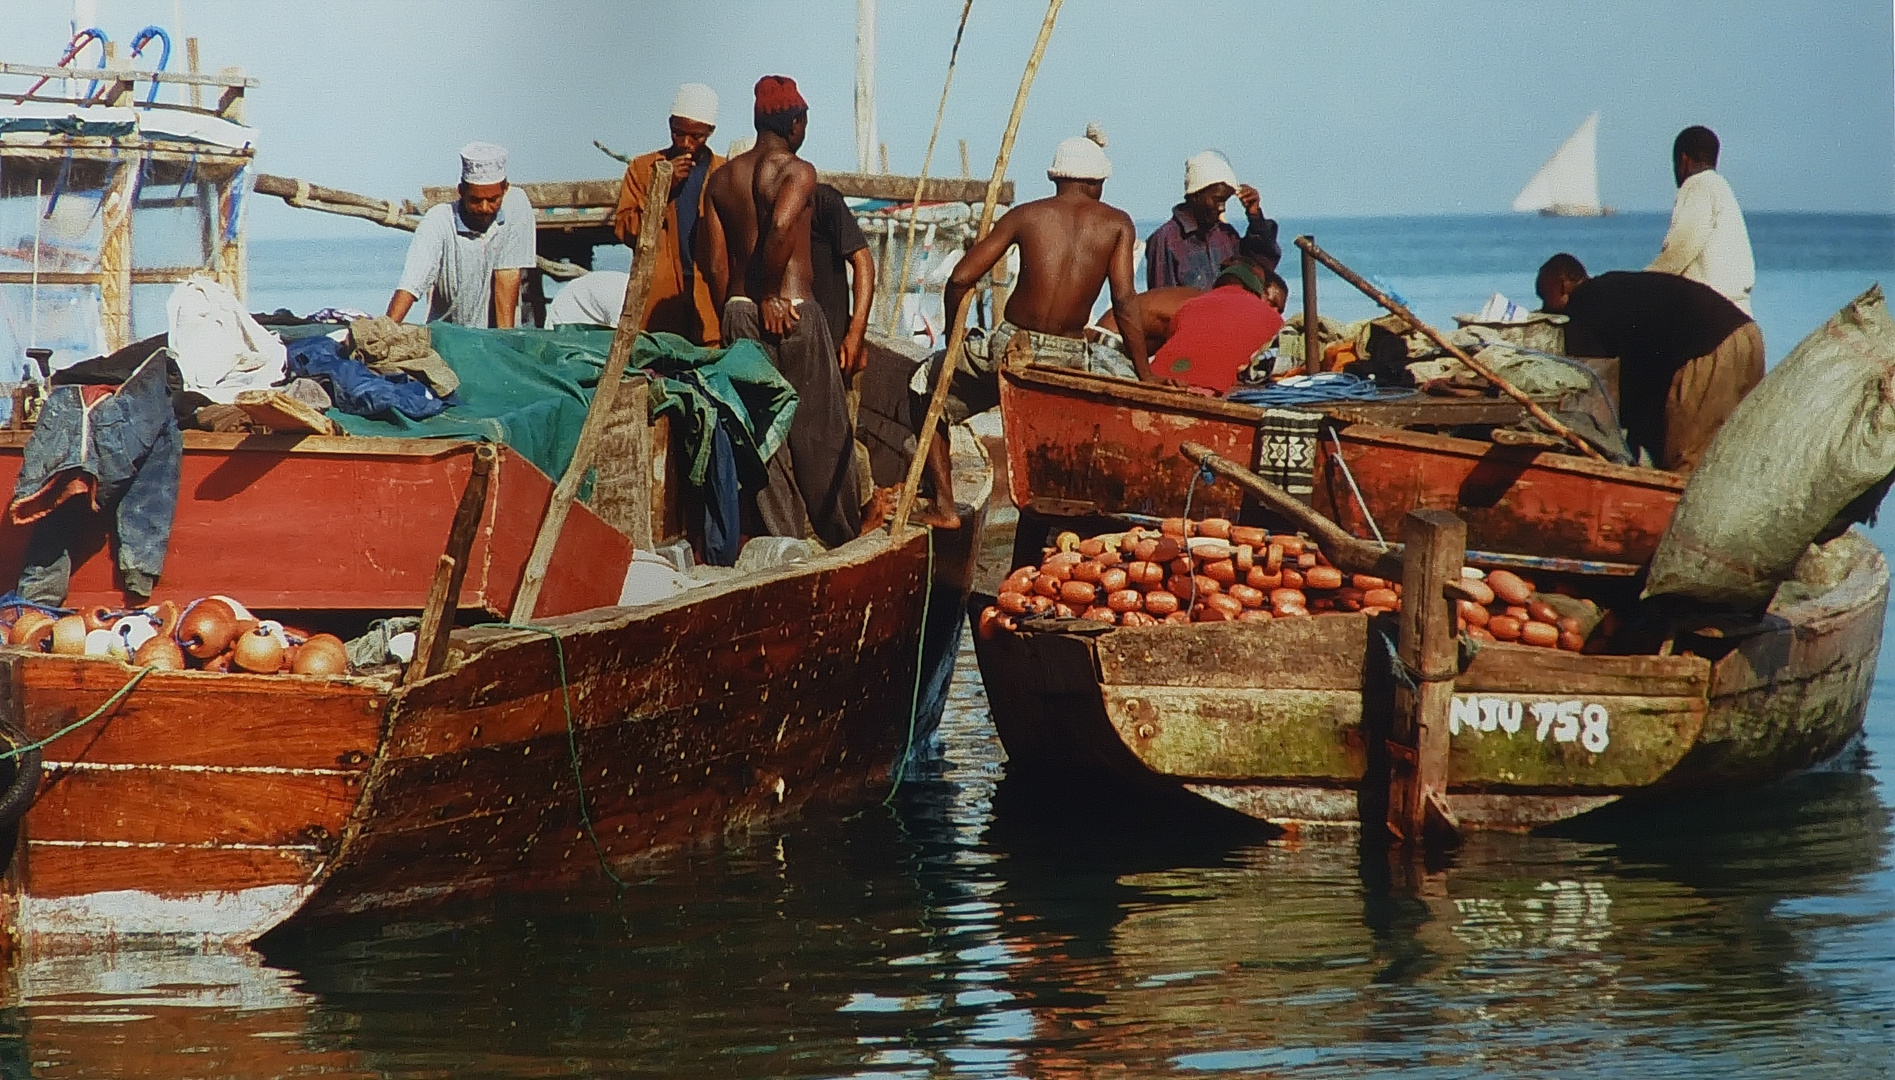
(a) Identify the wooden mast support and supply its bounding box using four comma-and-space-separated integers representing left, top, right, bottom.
411, 441, 499, 680
893, 0, 1065, 533
1300, 238, 1320, 375
510, 158, 673, 622
1388, 509, 1465, 846
1293, 236, 1606, 462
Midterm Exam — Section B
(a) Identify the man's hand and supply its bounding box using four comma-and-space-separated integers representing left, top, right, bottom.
838, 328, 868, 378
1237, 184, 1263, 218
761, 295, 801, 336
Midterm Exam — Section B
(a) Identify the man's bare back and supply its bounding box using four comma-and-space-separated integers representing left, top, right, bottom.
947, 183, 1148, 376
1095, 284, 1202, 352
706, 150, 762, 299
751, 143, 817, 322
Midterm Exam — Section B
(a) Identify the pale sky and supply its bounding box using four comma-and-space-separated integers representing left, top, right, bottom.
15, 0, 1895, 238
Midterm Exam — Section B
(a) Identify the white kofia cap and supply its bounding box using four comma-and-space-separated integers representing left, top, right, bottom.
1184, 149, 1238, 195
459, 142, 509, 185
671, 83, 719, 126
1049, 123, 1111, 181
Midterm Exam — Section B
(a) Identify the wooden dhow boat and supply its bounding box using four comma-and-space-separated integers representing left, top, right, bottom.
0, 358, 990, 948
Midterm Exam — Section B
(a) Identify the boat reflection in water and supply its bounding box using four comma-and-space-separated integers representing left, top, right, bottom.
0, 649, 1885, 1078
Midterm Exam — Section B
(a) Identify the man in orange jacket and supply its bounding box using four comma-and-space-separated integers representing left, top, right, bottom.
612, 83, 727, 345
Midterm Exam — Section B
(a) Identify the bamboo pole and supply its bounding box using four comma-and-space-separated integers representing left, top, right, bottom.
892, 0, 1064, 534
510, 159, 674, 622
880, 0, 975, 339
1294, 236, 1606, 462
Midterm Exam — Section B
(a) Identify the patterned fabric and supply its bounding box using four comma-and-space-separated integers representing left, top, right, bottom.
1255, 407, 1321, 498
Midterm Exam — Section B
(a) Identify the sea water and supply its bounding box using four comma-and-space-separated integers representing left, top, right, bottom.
4, 214, 1891, 1078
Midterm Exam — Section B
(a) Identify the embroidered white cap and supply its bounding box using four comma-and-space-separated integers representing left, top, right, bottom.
459, 142, 509, 185
671, 83, 719, 126
1184, 150, 1238, 195
1049, 124, 1111, 181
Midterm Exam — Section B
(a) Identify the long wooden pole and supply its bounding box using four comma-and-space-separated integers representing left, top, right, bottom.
891, 0, 1064, 534
881, 0, 976, 339
510, 158, 674, 622
416, 442, 498, 679
1293, 236, 1606, 462
1299, 239, 1319, 375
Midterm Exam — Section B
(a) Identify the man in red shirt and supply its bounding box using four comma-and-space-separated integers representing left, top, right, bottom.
1150, 259, 1285, 393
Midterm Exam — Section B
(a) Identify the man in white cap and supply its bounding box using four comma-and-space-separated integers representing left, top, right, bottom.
1145, 150, 1279, 290
905, 127, 1149, 529
387, 142, 536, 328
612, 82, 727, 345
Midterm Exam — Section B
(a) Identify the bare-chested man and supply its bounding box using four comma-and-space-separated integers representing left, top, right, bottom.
705, 76, 866, 549
911, 128, 1149, 528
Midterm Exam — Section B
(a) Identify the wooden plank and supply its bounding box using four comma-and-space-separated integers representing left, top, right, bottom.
1316, 399, 1527, 428
1104, 684, 1366, 781
1093, 616, 1370, 691
16, 659, 385, 770
1389, 510, 1464, 841
0, 62, 257, 87
0, 438, 629, 615
28, 767, 360, 846
1460, 643, 1708, 699
421, 173, 1013, 215
587, 375, 656, 546
21, 844, 318, 899
1444, 691, 1704, 788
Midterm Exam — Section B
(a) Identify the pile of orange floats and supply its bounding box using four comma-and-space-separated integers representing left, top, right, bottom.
4, 596, 352, 675
979, 517, 1591, 653
979, 517, 1394, 635
1455, 568, 1587, 651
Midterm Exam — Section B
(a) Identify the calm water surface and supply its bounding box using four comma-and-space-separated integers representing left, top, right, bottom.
2, 216, 1890, 1077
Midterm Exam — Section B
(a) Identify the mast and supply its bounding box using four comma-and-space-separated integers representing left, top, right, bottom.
855, 0, 878, 172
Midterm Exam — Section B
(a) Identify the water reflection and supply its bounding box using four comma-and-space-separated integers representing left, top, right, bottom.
0, 637, 1888, 1078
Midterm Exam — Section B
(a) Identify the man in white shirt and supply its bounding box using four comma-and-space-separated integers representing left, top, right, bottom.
545, 270, 630, 327
1648, 125, 1756, 315
387, 143, 537, 327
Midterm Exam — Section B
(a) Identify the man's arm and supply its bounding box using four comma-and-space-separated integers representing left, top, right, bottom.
840, 246, 875, 376
759, 160, 816, 335
491, 269, 521, 329
1237, 184, 1282, 267
944, 213, 1018, 330
700, 189, 729, 312
611, 160, 647, 246
1649, 179, 1712, 275
1108, 221, 1152, 380
388, 210, 442, 322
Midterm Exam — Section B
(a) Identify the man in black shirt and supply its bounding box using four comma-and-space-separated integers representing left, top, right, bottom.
810, 183, 875, 379
1536, 253, 1763, 473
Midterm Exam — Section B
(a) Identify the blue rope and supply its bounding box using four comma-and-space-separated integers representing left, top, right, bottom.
1226, 373, 1415, 408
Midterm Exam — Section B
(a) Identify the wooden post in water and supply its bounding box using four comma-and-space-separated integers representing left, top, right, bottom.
511, 158, 673, 622
1299, 236, 1319, 375
1387, 509, 1464, 847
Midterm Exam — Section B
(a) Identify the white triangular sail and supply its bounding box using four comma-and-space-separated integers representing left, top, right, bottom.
1513, 113, 1601, 215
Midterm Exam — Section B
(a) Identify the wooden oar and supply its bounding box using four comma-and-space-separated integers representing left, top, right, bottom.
1293, 236, 1606, 463
892, 0, 1065, 533
510, 158, 673, 622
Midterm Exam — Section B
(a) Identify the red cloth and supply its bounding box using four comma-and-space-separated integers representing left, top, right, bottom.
754, 75, 806, 115
1151, 285, 1285, 393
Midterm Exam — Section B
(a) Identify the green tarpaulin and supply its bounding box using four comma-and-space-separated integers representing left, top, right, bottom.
319, 325, 796, 486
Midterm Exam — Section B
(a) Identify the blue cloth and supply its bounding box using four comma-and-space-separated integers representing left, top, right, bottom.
9, 352, 181, 602
701, 416, 741, 566
286, 335, 451, 421
1225, 373, 1415, 408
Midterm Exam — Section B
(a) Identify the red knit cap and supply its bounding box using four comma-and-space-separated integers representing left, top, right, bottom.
754, 75, 807, 116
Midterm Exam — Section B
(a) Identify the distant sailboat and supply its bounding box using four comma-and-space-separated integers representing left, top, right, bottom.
1513, 112, 1611, 217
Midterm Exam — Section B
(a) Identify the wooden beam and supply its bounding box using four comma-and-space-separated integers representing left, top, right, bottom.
1387, 509, 1465, 847
419, 171, 1013, 215
0, 62, 258, 88
1300, 239, 1320, 375
421, 442, 498, 677
405, 555, 457, 687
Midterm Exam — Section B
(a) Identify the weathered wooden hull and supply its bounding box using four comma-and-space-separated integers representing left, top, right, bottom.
0, 433, 631, 618
0, 526, 968, 950
998, 363, 1685, 565
974, 533, 1886, 833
